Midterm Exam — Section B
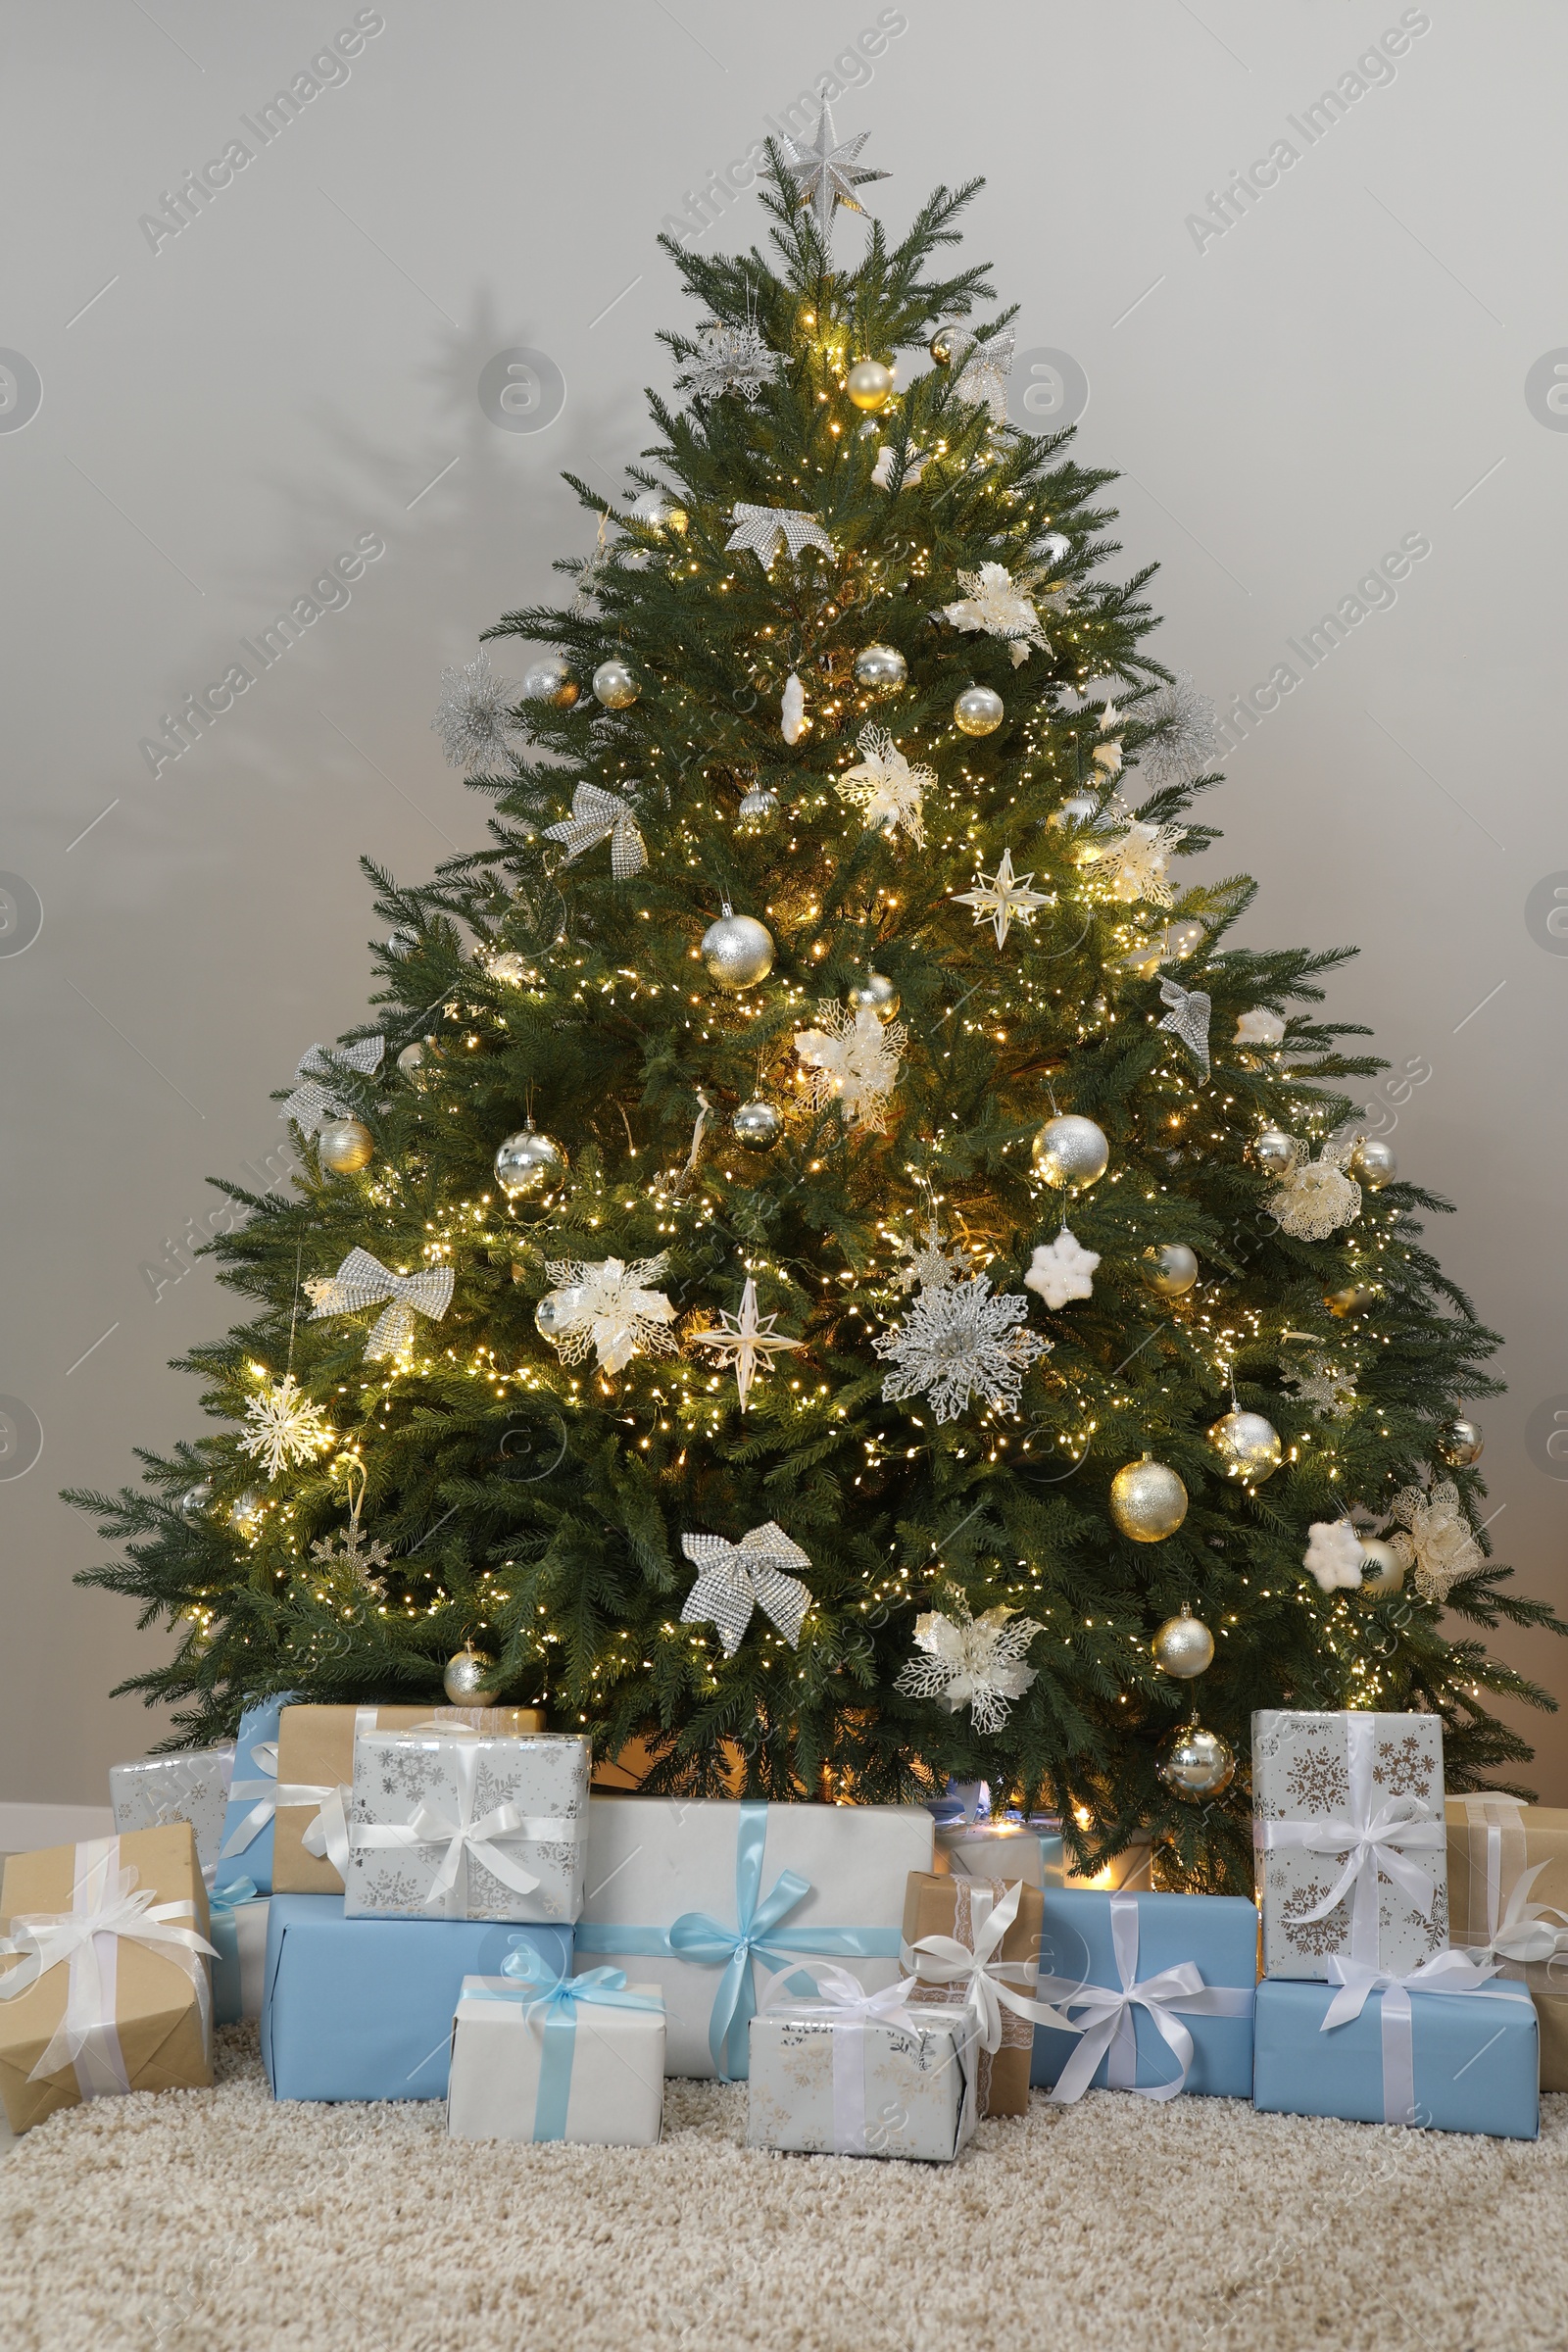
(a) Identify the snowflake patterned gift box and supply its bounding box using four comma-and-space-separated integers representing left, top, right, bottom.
1251, 1709, 1447, 1979
343, 1729, 590, 1925
747, 1984, 976, 2162
110, 1745, 234, 1879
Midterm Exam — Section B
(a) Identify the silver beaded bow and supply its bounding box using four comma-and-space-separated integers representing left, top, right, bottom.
679, 1522, 814, 1658
307, 1247, 456, 1360
950, 325, 1016, 426
541, 783, 647, 880
282, 1035, 385, 1134
724, 504, 835, 568
1156, 976, 1212, 1077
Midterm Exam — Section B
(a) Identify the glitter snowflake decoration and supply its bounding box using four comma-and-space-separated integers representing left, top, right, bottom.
874, 1275, 1049, 1425
311, 1516, 393, 1597
238, 1373, 334, 1483
1288, 1356, 1357, 1419
942, 563, 1049, 665
431, 651, 516, 771
1097, 817, 1188, 908
836, 725, 932, 846
1269, 1141, 1361, 1242
891, 1220, 974, 1294
1388, 1480, 1483, 1601
794, 1002, 906, 1131
896, 1596, 1045, 1736
1133, 672, 1219, 788
539, 1254, 679, 1375
678, 318, 777, 403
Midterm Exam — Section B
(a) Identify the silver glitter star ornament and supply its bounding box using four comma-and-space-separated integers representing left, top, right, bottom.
726, 504, 836, 568
688, 1277, 804, 1411
782, 101, 888, 246
541, 783, 647, 879
680, 1522, 814, 1657
953, 850, 1054, 948
1156, 976, 1212, 1077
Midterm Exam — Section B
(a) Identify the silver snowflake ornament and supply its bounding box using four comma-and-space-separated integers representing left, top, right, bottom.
896, 1596, 1045, 1736
680, 1522, 813, 1658
953, 849, 1054, 948
1288, 1355, 1357, 1419
1134, 672, 1219, 788
679, 318, 777, 403
239, 1372, 334, 1482
311, 1515, 393, 1597
1156, 977, 1212, 1077
726, 504, 835, 568
688, 1277, 803, 1411
539, 1253, 678, 1375
943, 562, 1049, 664
432, 651, 517, 771
781, 100, 888, 245
541, 783, 647, 880
794, 1001, 906, 1132
1303, 1521, 1364, 1593
892, 1220, 973, 1294
836, 724, 932, 847
874, 1274, 1050, 1425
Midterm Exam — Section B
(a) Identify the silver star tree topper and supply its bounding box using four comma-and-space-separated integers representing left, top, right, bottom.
782, 100, 888, 247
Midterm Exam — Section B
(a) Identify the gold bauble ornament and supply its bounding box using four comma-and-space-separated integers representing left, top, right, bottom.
1144, 1243, 1200, 1298
1356, 1536, 1405, 1596
1157, 1723, 1236, 1802
1032, 1113, 1109, 1190
1439, 1417, 1485, 1468
494, 1125, 567, 1203
592, 659, 641, 710
846, 358, 895, 412
929, 325, 956, 366
1325, 1284, 1376, 1317
1109, 1458, 1189, 1542
1152, 1611, 1214, 1679
848, 972, 901, 1023
1207, 1408, 1283, 1484
1250, 1127, 1298, 1179
853, 643, 906, 693
318, 1116, 373, 1175
701, 907, 774, 990
731, 1099, 782, 1152
443, 1645, 501, 1705
521, 655, 579, 709
1349, 1137, 1397, 1190
954, 682, 1004, 736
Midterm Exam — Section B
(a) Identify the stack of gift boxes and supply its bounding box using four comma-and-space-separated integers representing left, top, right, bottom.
2, 1702, 1565, 2150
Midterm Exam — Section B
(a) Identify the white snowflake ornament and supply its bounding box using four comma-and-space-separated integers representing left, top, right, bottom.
874, 1275, 1049, 1424
942, 563, 1049, 665
1303, 1521, 1365, 1593
538, 1253, 679, 1375
892, 1220, 973, 1294
1024, 1230, 1100, 1309
1236, 1007, 1286, 1048
1389, 1481, 1483, 1601
1288, 1355, 1357, 1419
239, 1372, 334, 1482
896, 1596, 1045, 1736
836, 724, 932, 846
794, 1002, 906, 1131
432, 652, 516, 771
1269, 1140, 1361, 1242
953, 849, 1054, 948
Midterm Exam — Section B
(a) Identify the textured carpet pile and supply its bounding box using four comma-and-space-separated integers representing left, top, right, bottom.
2, 2029, 1567, 2350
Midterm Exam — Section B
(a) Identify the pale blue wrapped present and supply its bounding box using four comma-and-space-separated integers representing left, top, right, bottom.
214, 1694, 296, 1893
1031, 1887, 1257, 2099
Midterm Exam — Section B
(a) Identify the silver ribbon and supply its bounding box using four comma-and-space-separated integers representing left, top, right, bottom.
283, 1035, 384, 1133
679, 1522, 813, 1658
1254, 1712, 1444, 1964
308, 1246, 455, 1360
724, 503, 835, 567
349, 1739, 577, 1915
1035, 1887, 1255, 2104
1321, 1950, 1530, 2127
542, 784, 647, 880
1156, 977, 1211, 1077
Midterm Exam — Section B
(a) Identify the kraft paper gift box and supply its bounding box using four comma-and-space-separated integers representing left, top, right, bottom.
448, 1964, 665, 2145
259, 1893, 571, 2102
0, 1823, 215, 2134
343, 1728, 590, 1924
110, 1747, 234, 1879
901, 1871, 1045, 2116
574, 1796, 934, 2079
1252, 1708, 1447, 1978
270, 1701, 544, 1894
209, 1884, 270, 2025
1030, 1888, 1257, 2100
1446, 1792, 1568, 2091
1252, 1962, 1540, 2139
215, 1693, 295, 1894
748, 1986, 976, 2162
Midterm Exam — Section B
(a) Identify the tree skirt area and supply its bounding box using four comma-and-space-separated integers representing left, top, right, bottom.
2, 2028, 1565, 2352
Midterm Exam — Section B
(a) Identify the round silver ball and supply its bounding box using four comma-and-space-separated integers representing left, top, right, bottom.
1250, 1127, 1298, 1179
1357, 1537, 1406, 1596
1157, 1723, 1235, 1803
1032, 1113, 1109, 1190
1350, 1137, 1398, 1191
1037, 531, 1071, 568
521, 656, 580, 709
854, 644, 907, 693
534, 1286, 584, 1339
1152, 1611, 1215, 1679
732, 1099, 783, 1152
1207, 1409, 1283, 1485
1439, 1417, 1485, 1468
592, 659, 641, 710
738, 787, 778, 821
318, 1117, 374, 1176
929, 325, 956, 367
1144, 1243, 1200, 1298
701, 911, 774, 991
954, 682, 1004, 737
178, 1482, 213, 1520
229, 1488, 265, 1535
629, 487, 688, 537
397, 1041, 425, 1074
848, 972, 902, 1023
443, 1646, 501, 1706
494, 1127, 567, 1201
386, 927, 418, 958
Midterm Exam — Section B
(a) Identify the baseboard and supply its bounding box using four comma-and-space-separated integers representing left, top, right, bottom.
0, 1800, 115, 1851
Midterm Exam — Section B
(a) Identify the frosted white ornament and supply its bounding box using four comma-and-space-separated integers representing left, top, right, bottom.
1024, 1230, 1100, 1309
1303, 1521, 1365, 1593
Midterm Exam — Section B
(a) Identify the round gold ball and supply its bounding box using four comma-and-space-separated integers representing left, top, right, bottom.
1439, 1417, 1485, 1468
443, 1645, 501, 1706
1032, 1113, 1110, 1191
1325, 1284, 1376, 1318
849, 972, 902, 1023
592, 659, 641, 710
929, 325, 956, 367
1207, 1408, 1283, 1485
1250, 1127, 1298, 1179
318, 1116, 374, 1175
701, 911, 774, 990
1350, 1137, 1398, 1191
1357, 1536, 1406, 1596
847, 358, 895, 412
853, 643, 907, 693
1157, 1723, 1235, 1802
1152, 1611, 1214, 1679
521, 655, 579, 709
1109, 1458, 1189, 1543
954, 682, 1004, 737
1144, 1243, 1200, 1298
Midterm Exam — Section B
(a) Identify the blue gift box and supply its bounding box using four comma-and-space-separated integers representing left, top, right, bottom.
1031, 1888, 1258, 2099
260, 1894, 572, 2101
215, 1693, 295, 1893
1253, 1975, 1540, 2139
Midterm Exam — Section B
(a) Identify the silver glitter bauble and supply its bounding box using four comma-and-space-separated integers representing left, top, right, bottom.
443, 1646, 501, 1706
1250, 1127, 1298, 1179
1049, 793, 1100, 830
535, 1286, 584, 1339
494, 1126, 567, 1201
1161, 918, 1206, 961
1207, 1409, 1283, 1485
397, 1041, 424, 1074
229, 1488, 265, 1535
386, 927, 418, 957
1357, 1537, 1406, 1596
1152, 1611, 1215, 1679
1144, 1243, 1200, 1298
1325, 1284, 1377, 1318
847, 358, 895, 412
1439, 1417, 1485, 1468
929, 325, 956, 366
849, 972, 902, 1023
1109, 1459, 1189, 1543
521, 655, 580, 709
1349, 1137, 1397, 1191
732, 1100, 782, 1152
592, 659, 641, 710
853, 643, 907, 693
178, 1482, 213, 1520
739, 787, 778, 821
629, 487, 688, 537
954, 682, 1004, 737
1157, 1723, 1235, 1802
318, 1117, 373, 1175
701, 909, 774, 990
1032, 1113, 1110, 1190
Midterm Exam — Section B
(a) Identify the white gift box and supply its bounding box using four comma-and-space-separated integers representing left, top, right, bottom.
109, 1747, 235, 1878
343, 1730, 590, 1924
447, 1971, 665, 2146
1252, 1708, 1447, 1978
748, 1993, 975, 2162
574, 1796, 934, 2079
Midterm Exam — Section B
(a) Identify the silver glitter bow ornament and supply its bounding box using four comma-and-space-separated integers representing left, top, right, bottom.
725, 504, 835, 567
1156, 976, 1211, 1077
542, 783, 647, 880
679, 1522, 814, 1658
282, 1035, 384, 1133
307, 1247, 455, 1361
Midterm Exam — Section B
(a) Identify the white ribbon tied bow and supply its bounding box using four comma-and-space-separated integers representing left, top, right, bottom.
308, 1247, 455, 1360
1035, 1887, 1255, 2104
1255, 1712, 1444, 1964
679, 1522, 813, 1659
904, 1879, 1063, 2058
542, 784, 647, 880
1321, 1949, 1528, 2127
760, 1964, 960, 2155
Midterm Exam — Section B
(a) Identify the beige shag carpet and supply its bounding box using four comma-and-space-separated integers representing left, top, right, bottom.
2, 2028, 1566, 2351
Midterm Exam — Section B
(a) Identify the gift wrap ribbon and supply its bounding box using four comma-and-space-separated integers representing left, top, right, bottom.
903, 1876, 1064, 2109
466, 1953, 663, 2141
574, 1798, 903, 2080
1320, 1949, 1533, 2126
349, 1735, 578, 1915
1253, 1711, 1445, 1964
1033, 1887, 1255, 2103
0, 1838, 217, 2097
759, 1966, 963, 2154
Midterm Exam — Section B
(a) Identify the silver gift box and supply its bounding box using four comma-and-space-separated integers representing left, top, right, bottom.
109, 1747, 234, 1877
343, 1729, 589, 1923
748, 2002, 975, 2163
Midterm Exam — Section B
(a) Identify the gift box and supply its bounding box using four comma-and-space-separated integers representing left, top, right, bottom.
259, 1894, 571, 2101
271, 1701, 544, 1894
901, 1872, 1044, 2115
1030, 1887, 1257, 2100
110, 1747, 234, 1879
0, 1824, 215, 2134
1252, 1708, 1447, 1978
343, 1728, 589, 1924
448, 1962, 665, 2145
748, 1984, 975, 2161
574, 1796, 934, 2079
1252, 1962, 1539, 2138
209, 1884, 270, 2025
1446, 1793, 1568, 2091
215, 1692, 295, 1893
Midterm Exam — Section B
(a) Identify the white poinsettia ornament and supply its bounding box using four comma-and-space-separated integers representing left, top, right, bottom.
1268, 1137, 1361, 1242
537, 1253, 679, 1374
1024, 1229, 1100, 1309
896, 1595, 1045, 1735
1098, 816, 1187, 907
836, 724, 932, 847
1388, 1481, 1483, 1601
942, 562, 1050, 664
794, 1001, 906, 1131
1303, 1521, 1364, 1592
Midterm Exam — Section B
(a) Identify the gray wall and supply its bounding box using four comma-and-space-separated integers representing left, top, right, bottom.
6, 1, 1565, 1805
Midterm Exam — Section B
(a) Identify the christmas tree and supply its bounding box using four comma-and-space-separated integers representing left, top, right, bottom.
71, 133, 1564, 1890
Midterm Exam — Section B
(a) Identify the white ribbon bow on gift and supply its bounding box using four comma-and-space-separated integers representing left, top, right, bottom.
542, 783, 648, 880
1034, 1887, 1255, 2104
1320, 1949, 1529, 2128
308, 1247, 456, 1360
1254, 1712, 1444, 1965
282, 1035, 385, 1134
0, 1841, 217, 2096
349, 1740, 576, 1914
760, 1964, 960, 2155
219, 1740, 340, 1865
679, 1523, 813, 1658
902, 1878, 1063, 2057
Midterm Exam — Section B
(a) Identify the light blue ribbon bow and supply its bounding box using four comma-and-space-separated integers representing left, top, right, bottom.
470, 1950, 663, 2141
208, 1877, 261, 1915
